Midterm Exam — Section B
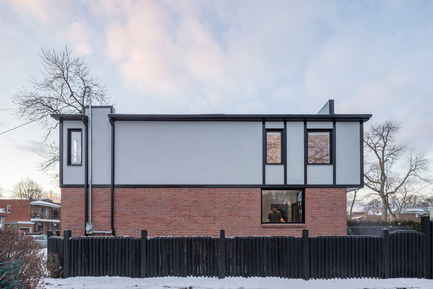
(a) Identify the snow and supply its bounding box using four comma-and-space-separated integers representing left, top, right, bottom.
44, 276, 433, 289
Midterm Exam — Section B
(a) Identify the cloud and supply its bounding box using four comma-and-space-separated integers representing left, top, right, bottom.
101, 0, 324, 113
59, 20, 94, 55
5, 0, 66, 25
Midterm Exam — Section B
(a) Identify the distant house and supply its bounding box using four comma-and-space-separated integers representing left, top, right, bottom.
0, 208, 6, 228
52, 100, 371, 238
0, 199, 61, 234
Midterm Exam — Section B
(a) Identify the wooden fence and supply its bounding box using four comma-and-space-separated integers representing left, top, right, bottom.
48, 217, 433, 279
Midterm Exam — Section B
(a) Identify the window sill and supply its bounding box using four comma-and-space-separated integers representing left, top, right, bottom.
261, 223, 306, 228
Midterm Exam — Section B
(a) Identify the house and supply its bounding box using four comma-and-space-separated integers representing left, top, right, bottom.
0, 208, 6, 228
52, 100, 371, 238
0, 199, 61, 234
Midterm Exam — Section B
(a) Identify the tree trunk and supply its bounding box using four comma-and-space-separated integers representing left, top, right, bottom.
381, 196, 388, 221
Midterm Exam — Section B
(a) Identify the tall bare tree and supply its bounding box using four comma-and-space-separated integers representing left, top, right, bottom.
12, 178, 43, 199
364, 121, 430, 221
13, 46, 111, 179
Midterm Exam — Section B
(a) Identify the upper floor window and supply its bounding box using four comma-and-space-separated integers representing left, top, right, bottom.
68, 129, 82, 165
266, 130, 282, 164
7, 205, 11, 213
308, 130, 331, 164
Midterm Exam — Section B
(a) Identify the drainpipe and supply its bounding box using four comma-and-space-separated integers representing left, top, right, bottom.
85, 86, 112, 235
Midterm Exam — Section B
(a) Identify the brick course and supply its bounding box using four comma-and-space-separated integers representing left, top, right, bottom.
61, 187, 347, 238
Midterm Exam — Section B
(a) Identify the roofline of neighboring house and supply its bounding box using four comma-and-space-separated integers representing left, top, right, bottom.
30, 200, 61, 209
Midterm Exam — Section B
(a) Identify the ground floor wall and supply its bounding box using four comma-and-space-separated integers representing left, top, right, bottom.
61, 187, 347, 238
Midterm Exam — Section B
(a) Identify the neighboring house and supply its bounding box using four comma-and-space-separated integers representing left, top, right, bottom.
0, 208, 6, 228
0, 199, 61, 234
52, 100, 371, 238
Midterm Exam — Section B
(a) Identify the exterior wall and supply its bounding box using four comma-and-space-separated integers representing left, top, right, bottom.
61, 187, 347, 238
61, 188, 86, 237
0, 200, 30, 222
115, 121, 263, 185
336, 122, 361, 184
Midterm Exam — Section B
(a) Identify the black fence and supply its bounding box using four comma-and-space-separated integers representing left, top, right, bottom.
48, 216, 433, 279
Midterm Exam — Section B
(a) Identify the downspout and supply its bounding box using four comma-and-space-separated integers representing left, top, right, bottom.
85, 87, 94, 234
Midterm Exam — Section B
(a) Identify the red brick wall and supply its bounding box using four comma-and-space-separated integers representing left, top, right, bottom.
0, 200, 30, 222
61, 187, 347, 238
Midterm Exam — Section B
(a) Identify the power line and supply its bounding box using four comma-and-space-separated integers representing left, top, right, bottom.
0, 120, 37, 135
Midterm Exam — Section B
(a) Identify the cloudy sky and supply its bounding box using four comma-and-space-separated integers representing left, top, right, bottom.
0, 0, 432, 197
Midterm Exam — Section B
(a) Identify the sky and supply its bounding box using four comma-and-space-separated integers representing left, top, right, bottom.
0, 0, 432, 198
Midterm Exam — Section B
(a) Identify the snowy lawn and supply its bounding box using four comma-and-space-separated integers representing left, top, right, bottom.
44, 276, 433, 289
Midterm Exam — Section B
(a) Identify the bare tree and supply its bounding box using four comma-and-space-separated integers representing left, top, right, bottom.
42, 190, 61, 203
13, 46, 111, 179
364, 121, 430, 221
363, 198, 383, 215
12, 178, 43, 199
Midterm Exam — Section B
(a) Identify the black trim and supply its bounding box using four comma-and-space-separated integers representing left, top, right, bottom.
59, 121, 64, 187
306, 129, 333, 165
110, 119, 115, 236
360, 121, 364, 186
333, 121, 337, 185
303, 121, 307, 185
262, 121, 266, 185
108, 113, 372, 122
284, 122, 287, 185
67, 129, 83, 166
60, 183, 363, 189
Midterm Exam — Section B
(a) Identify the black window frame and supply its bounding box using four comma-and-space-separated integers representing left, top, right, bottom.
307, 129, 333, 165
67, 129, 83, 166
261, 189, 305, 224
265, 129, 284, 165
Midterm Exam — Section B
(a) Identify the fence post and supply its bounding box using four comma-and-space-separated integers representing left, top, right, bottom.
140, 230, 148, 278
422, 216, 432, 279
218, 230, 226, 279
382, 229, 390, 279
302, 230, 310, 280
63, 230, 71, 278
47, 230, 53, 254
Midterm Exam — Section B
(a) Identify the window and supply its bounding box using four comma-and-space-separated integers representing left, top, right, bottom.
308, 130, 331, 164
261, 190, 304, 223
266, 130, 282, 164
7, 205, 11, 213
68, 129, 82, 165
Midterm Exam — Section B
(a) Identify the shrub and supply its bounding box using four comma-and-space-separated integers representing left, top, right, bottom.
347, 220, 422, 232
0, 228, 44, 289
45, 253, 62, 278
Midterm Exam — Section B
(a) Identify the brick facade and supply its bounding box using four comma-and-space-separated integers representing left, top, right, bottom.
0, 200, 30, 222
61, 187, 347, 238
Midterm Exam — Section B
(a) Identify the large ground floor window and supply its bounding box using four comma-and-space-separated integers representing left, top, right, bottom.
261, 189, 304, 223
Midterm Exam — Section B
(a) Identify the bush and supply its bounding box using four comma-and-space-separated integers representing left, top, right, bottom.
45, 253, 62, 278
0, 228, 44, 288
347, 220, 422, 232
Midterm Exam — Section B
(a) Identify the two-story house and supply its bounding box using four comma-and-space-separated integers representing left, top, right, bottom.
52, 100, 371, 238
0, 198, 61, 234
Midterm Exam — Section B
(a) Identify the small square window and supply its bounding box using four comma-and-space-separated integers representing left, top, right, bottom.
266, 131, 282, 164
308, 130, 331, 164
68, 129, 82, 165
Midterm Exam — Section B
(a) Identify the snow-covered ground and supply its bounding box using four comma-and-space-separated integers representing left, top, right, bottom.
44, 276, 433, 289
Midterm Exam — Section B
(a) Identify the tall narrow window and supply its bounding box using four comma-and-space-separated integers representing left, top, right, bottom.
308, 130, 331, 164
68, 129, 82, 165
266, 131, 282, 164
7, 205, 11, 213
